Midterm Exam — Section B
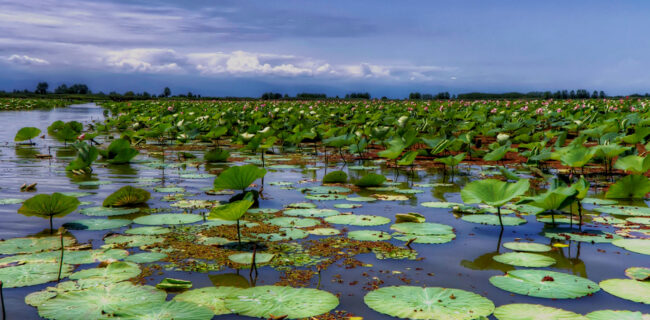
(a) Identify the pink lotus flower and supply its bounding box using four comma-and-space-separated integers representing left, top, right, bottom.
490, 108, 497, 113
521, 106, 528, 111
167, 106, 173, 112
556, 108, 562, 113
423, 106, 428, 111
77, 133, 85, 140
535, 108, 544, 115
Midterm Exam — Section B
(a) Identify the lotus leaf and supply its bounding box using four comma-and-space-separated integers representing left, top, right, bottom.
325, 214, 391, 226
213, 164, 266, 191
125, 252, 167, 263
103, 186, 150, 207
462, 214, 526, 226
69, 261, 141, 282
503, 242, 551, 252
80, 206, 140, 216
15, 126, 41, 142
63, 218, 131, 230
268, 217, 320, 228
173, 287, 243, 315
390, 222, 454, 235
612, 239, 650, 255
489, 269, 599, 299
599, 279, 650, 304
134, 213, 202, 225
114, 300, 213, 320
284, 208, 339, 217
586, 310, 650, 320
605, 174, 650, 199
493, 252, 556, 267
0, 235, 76, 255
355, 173, 387, 187
494, 303, 587, 320
348, 230, 391, 241
228, 252, 275, 264
125, 226, 171, 235
0, 262, 73, 288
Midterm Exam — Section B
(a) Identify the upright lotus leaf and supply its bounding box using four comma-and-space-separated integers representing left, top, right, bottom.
204, 148, 230, 162
494, 304, 587, 320
355, 173, 387, 187
224, 286, 339, 319
461, 179, 530, 207
377, 137, 406, 160
173, 287, 243, 315
99, 138, 139, 164
213, 164, 267, 191
48, 120, 82, 144
15, 126, 41, 143
322, 170, 348, 183
614, 155, 650, 174
489, 269, 599, 299
37, 281, 167, 320
586, 310, 650, 320
103, 186, 151, 207
599, 279, 650, 304
519, 186, 578, 212
498, 166, 521, 181
18, 193, 80, 231
483, 145, 511, 162
397, 150, 419, 166
0, 262, 74, 288
364, 286, 495, 320
209, 193, 254, 221
66, 142, 99, 171
560, 146, 595, 168
434, 152, 466, 170
606, 174, 650, 199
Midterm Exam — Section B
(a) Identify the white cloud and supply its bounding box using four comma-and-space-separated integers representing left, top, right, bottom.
103, 49, 186, 73
3, 54, 50, 66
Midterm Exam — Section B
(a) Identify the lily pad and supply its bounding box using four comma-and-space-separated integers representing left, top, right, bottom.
0, 236, 76, 255
334, 203, 362, 209
69, 261, 141, 282
373, 194, 410, 201
489, 269, 600, 299
114, 300, 213, 320
253, 228, 309, 242
247, 208, 280, 214
63, 218, 131, 230
599, 279, 650, 304
612, 239, 650, 255
125, 252, 168, 263
224, 285, 339, 319
348, 230, 391, 241
325, 214, 391, 226
503, 242, 551, 252
545, 229, 621, 243
305, 193, 346, 200
492, 252, 556, 267
393, 233, 456, 244
125, 226, 171, 235
390, 222, 454, 235
134, 213, 202, 225
627, 217, 650, 225
156, 278, 193, 290
286, 202, 317, 209
586, 310, 650, 320
308, 228, 341, 236
494, 303, 587, 320
582, 198, 618, 205
0, 262, 73, 288
80, 206, 140, 217
228, 252, 275, 264
0, 198, 24, 205
104, 235, 165, 248
626, 267, 650, 281
154, 187, 186, 193
461, 214, 526, 226
0, 248, 128, 266
421, 201, 464, 208
346, 196, 377, 202
284, 208, 339, 218
302, 186, 351, 194
364, 286, 495, 320
267, 217, 320, 228
173, 287, 243, 315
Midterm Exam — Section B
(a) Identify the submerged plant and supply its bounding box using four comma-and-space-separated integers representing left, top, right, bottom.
17, 193, 80, 232
461, 179, 530, 229
103, 186, 151, 207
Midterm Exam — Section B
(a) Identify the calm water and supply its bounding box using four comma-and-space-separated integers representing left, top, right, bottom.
0, 104, 648, 319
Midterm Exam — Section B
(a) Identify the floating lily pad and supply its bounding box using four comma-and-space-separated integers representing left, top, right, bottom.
170, 199, 214, 209
228, 252, 275, 264
0, 198, 24, 205
545, 229, 621, 243
134, 213, 202, 225
0, 262, 73, 288
582, 198, 618, 205
348, 230, 391, 241
154, 187, 186, 193
114, 300, 213, 320
308, 228, 341, 236
493, 252, 556, 267
333, 203, 362, 209
125, 226, 171, 235
0, 248, 128, 266
489, 269, 600, 299
390, 222, 454, 235
421, 201, 464, 208
224, 286, 339, 319
594, 205, 650, 216
626, 267, 650, 281
0, 236, 76, 255
70, 261, 141, 282
325, 214, 391, 226
302, 186, 351, 194
462, 214, 526, 226
125, 252, 167, 263
394, 188, 424, 194
599, 279, 650, 304
393, 233, 456, 244
104, 235, 165, 248
179, 173, 215, 179
76, 180, 113, 186
253, 228, 309, 242
364, 286, 495, 320
494, 303, 587, 320
173, 287, 243, 315
373, 194, 410, 201
503, 242, 551, 252
346, 196, 376, 202
268, 217, 320, 228
61, 192, 95, 198
284, 208, 339, 217
247, 208, 280, 214
80, 206, 140, 217
586, 310, 650, 320
197, 236, 233, 246
286, 202, 317, 209
627, 217, 650, 225
612, 239, 650, 254
593, 216, 626, 225
64, 218, 131, 230
156, 278, 193, 290
305, 193, 346, 200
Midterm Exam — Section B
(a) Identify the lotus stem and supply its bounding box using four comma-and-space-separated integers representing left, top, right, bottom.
0, 280, 4, 320
497, 207, 504, 231
578, 203, 583, 230
49, 216, 54, 234
236, 219, 242, 249
57, 228, 65, 282
249, 243, 258, 278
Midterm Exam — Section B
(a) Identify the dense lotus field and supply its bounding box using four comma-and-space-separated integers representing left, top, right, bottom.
0, 98, 68, 111
0, 98, 648, 319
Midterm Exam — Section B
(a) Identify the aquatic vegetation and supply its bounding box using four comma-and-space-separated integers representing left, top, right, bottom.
98, 138, 139, 164
103, 186, 151, 207
14, 126, 41, 144
494, 304, 587, 320
354, 173, 386, 187
599, 279, 650, 304
213, 164, 267, 191
322, 170, 347, 183
461, 178, 529, 229
66, 141, 99, 172
18, 193, 80, 231
489, 269, 600, 299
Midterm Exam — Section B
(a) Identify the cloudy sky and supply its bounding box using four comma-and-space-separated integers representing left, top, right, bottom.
1, 0, 649, 97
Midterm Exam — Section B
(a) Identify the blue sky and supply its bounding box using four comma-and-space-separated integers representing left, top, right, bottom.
1, 0, 649, 97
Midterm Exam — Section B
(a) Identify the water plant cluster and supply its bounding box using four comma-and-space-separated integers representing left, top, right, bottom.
0, 98, 648, 319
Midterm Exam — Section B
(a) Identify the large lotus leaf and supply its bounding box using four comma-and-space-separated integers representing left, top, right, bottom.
124, 252, 168, 263
494, 303, 587, 320
283, 208, 339, 217
348, 230, 391, 241
614, 155, 650, 174
268, 217, 320, 228
134, 213, 202, 225
599, 279, 650, 304
612, 239, 650, 255
489, 270, 600, 299
324, 214, 391, 226
100, 138, 139, 164
15, 126, 41, 142
208, 195, 253, 221
560, 146, 594, 168
586, 310, 650, 320
64, 218, 131, 230
69, 261, 141, 282
355, 173, 387, 187
393, 233, 456, 244
225, 285, 339, 319
125, 226, 171, 235
173, 287, 243, 315
308, 228, 341, 236
228, 252, 275, 264
253, 228, 309, 242
503, 242, 551, 252
213, 164, 266, 191
421, 201, 465, 208
492, 252, 556, 267
0, 236, 76, 255
390, 222, 454, 235
37, 281, 166, 320
0, 262, 73, 288
461, 179, 529, 207
104, 235, 165, 247
80, 206, 140, 217
364, 286, 494, 320
18, 192, 80, 218
103, 186, 151, 207
461, 214, 526, 226
204, 148, 230, 163
520, 186, 578, 211
114, 300, 213, 320
606, 174, 650, 199
626, 267, 650, 281
628, 217, 650, 225
545, 229, 621, 243
594, 205, 650, 216
0, 248, 127, 266
302, 186, 351, 194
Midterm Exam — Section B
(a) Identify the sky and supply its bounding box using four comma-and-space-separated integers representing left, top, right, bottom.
1, 0, 649, 98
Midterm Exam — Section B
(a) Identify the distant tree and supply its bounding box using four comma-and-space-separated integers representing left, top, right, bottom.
422, 93, 433, 100
35, 82, 48, 94
409, 92, 422, 100
163, 87, 171, 97
54, 84, 68, 94
187, 91, 193, 98
599, 91, 606, 98
569, 90, 576, 99
124, 91, 135, 97
381, 96, 388, 100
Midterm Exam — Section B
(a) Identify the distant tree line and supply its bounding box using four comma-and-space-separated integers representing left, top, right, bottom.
457, 90, 607, 100
345, 92, 371, 99
409, 92, 451, 100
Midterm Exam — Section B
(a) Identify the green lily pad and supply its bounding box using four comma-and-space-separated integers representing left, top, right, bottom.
0, 236, 76, 255
545, 229, 621, 243
0, 248, 128, 266
586, 310, 650, 320
253, 228, 309, 242
0, 262, 73, 288
64, 218, 131, 230
308, 228, 341, 236
594, 205, 650, 216
125, 226, 171, 235
390, 222, 454, 235
582, 198, 618, 205
461, 214, 526, 226
228, 252, 275, 264
247, 208, 280, 214
302, 186, 351, 194
286, 202, 317, 209
156, 278, 193, 290
197, 236, 233, 246
224, 286, 339, 319
593, 216, 626, 225
364, 286, 495, 320
268, 217, 320, 228
599, 279, 650, 304
37, 281, 166, 320
333, 203, 362, 209
134, 213, 202, 225
0, 198, 25, 205
104, 235, 165, 248
125, 252, 167, 263
346, 196, 377, 202
80, 206, 140, 217
493, 252, 556, 267
612, 239, 650, 255
489, 269, 600, 299
394, 189, 424, 194
348, 230, 391, 241
392, 233, 456, 244
173, 287, 243, 315
325, 214, 391, 226
154, 187, 186, 193
76, 180, 113, 186
503, 242, 551, 252
373, 194, 410, 201
284, 208, 339, 217
626, 267, 650, 281
69, 261, 141, 282
179, 173, 215, 179
170, 199, 214, 209
114, 300, 213, 320
494, 303, 587, 320
627, 217, 650, 225
305, 193, 346, 200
